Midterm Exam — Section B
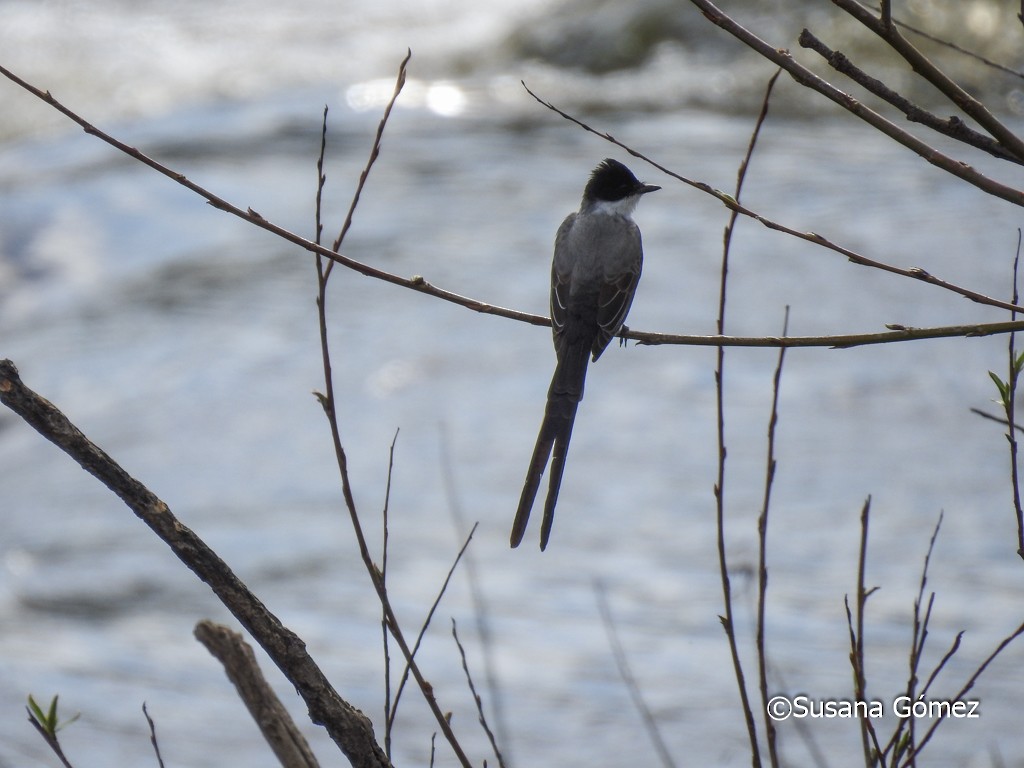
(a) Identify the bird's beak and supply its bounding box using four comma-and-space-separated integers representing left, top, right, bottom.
639, 183, 661, 194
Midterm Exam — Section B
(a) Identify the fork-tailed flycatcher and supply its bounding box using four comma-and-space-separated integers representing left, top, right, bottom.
510, 158, 659, 550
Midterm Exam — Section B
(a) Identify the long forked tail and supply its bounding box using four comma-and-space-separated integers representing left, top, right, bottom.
510, 341, 589, 549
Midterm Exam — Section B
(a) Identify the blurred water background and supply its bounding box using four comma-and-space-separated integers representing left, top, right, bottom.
3, 0, 1024, 765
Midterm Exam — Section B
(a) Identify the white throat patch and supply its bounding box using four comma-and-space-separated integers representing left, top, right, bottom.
589, 195, 640, 219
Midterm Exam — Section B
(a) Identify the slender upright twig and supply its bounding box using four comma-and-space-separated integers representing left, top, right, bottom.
381, 430, 399, 758
451, 619, 508, 768
756, 304, 788, 768
311, 51, 472, 768
386, 524, 478, 734
712, 68, 781, 768
1007, 234, 1024, 557
890, 514, 944, 764
142, 703, 167, 768
845, 498, 882, 766
899, 620, 1024, 766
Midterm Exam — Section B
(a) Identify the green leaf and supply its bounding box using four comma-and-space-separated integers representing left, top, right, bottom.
26, 695, 46, 726
989, 371, 1009, 404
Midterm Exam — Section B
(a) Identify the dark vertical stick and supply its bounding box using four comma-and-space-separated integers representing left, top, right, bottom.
851, 497, 875, 766
1008, 231, 1024, 558
312, 51, 473, 768
714, 67, 781, 768
756, 304, 788, 768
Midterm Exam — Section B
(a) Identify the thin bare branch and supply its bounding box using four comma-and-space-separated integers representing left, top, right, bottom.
381, 430, 398, 759
756, 304, 788, 768
798, 29, 1023, 165
451, 619, 507, 768
388, 524, 478, 733
848, 497, 883, 766
900, 620, 1024, 766
635, 320, 1024, 349
712, 69, 781, 768
2, 60, 1022, 341
0, 60, 542, 328
685, 0, 1024, 206
832, 0, 1024, 161
970, 407, 1024, 435
311, 52, 473, 768
142, 703, 168, 768
858, 0, 1024, 80
1008, 233, 1024, 558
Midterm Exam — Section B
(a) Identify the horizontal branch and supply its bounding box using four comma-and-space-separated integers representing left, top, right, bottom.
3, 61, 1022, 345
0, 359, 391, 768
633, 319, 1024, 349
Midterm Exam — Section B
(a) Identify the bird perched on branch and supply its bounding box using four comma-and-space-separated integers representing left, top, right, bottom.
511, 158, 660, 550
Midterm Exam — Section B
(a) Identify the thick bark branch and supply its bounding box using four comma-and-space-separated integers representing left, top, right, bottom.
0, 359, 391, 768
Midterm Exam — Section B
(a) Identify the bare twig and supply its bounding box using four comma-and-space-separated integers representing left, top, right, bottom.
194, 621, 320, 768
381, 431, 398, 759
311, 51, 472, 768
798, 29, 1024, 165
712, 69, 781, 768
387, 524, 478, 733
899, 620, 1024, 766
917, 631, 964, 702
0, 60, 543, 331
832, 0, 1024, 161
969, 407, 1024, 435
756, 304, 788, 768
889, 513, 944, 763
0, 359, 390, 768
451, 619, 507, 768
1008, 234, 1024, 558
633, 320, 1024, 349
845, 497, 883, 766
686, 0, 1024, 207
141, 703, 167, 768
857, 0, 1024, 80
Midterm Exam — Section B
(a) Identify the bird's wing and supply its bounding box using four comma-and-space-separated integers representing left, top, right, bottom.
592, 257, 642, 360
550, 214, 577, 345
